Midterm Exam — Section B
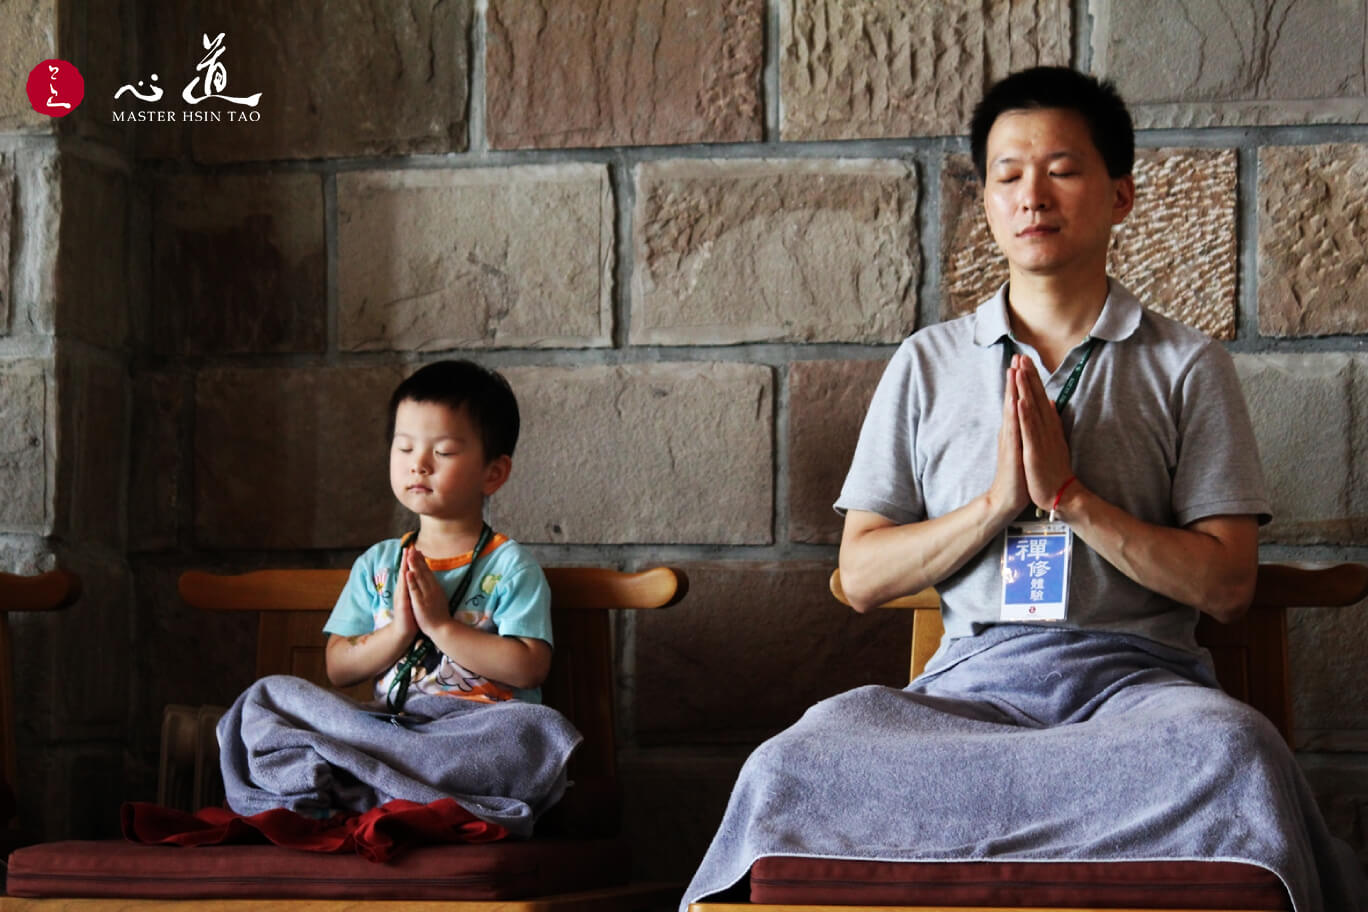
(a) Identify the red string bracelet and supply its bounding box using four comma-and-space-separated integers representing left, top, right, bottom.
1049, 475, 1077, 521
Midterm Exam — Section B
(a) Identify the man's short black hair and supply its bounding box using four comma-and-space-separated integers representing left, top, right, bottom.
970, 66, 1134, 180
387, 360, 520, 461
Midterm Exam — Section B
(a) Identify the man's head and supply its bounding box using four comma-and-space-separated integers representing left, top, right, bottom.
972, 68, 1136, 282
970, 66, 1133, 182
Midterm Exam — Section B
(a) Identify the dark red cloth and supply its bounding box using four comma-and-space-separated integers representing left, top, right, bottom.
120, 798, 507, 862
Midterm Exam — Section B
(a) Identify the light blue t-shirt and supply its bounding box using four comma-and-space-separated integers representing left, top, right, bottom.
324, 533, 553, 703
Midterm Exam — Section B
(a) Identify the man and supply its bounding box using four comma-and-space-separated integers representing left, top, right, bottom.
682, 67, 1364, 912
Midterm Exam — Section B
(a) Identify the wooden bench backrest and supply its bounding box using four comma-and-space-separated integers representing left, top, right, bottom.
830, 563, 1368, 746
178, 565, 686, 835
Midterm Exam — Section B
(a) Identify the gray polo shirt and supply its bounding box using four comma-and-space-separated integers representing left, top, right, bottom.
836, 280, 1270, 657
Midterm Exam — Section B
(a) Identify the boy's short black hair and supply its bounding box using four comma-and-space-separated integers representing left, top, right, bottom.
387, 360, 520, 461
970, 66, 1134, 180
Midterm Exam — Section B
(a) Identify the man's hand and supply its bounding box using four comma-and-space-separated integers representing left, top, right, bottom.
404, 548, 453, 638
1014, 354, 1076, 512
988, 357, 1031, 522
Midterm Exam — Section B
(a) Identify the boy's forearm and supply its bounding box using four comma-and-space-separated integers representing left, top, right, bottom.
423, 620, 551, 690
325, 624, 412, 687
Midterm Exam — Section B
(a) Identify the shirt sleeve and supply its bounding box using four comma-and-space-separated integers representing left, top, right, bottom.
1171, 343, 1273, 527
834, 342, 926, 525
322, 546, 382, 637
488, 558, 554, 647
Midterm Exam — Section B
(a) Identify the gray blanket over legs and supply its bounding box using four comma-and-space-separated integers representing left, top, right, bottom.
218, 675, 582, 838
682, 626, 1367, 912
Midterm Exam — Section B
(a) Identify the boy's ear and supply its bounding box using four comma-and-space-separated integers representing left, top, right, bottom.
482, 454, 512, 496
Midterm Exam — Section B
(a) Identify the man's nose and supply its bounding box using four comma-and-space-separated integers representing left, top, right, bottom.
1020, 173, 1051, 211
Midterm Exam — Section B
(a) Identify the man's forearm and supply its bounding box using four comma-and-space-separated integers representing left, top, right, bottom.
1055, 483, 1258, 622
839, 495, 1016, 612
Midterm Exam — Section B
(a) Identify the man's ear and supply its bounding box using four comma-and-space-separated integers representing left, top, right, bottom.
1112, 174, 1136, 225
482, 455, 512, 496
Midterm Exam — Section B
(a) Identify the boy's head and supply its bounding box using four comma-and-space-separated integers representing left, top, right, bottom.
970, 66, 1134, 181
387, 361, 520, 522
387, 360, 520, 462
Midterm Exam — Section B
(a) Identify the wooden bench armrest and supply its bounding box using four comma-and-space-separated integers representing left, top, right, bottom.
1253, 563, 1368, 609
0, 569, 82, 614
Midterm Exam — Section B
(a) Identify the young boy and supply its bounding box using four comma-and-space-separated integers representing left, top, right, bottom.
323, 359, 553, 706
218, 360, 577, 830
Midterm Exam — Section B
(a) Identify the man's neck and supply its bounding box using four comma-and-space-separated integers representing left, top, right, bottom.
1005, 269, 1110, 372
415, 514, 488, 559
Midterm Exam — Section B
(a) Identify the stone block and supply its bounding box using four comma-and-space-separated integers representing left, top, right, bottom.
1092, 0, 1368, 128
0, 536, 52, 575
0, 0, 56, 132
780, 0, 1070, 140
338, 165, 613, 351
124, 1, 193, 159
490, 363, 773, 545
632, 159, 919, 345
788, 359, 888, 544
128, 373, 185, 551
194, 365, 410, 550
632, 561, 913, 744
618, 748, 751, 882
942, 150, 1237, 338
0, 144, 61, 335
151, 172, 325, 355
0, 167, 12, 333
0, 364, 47, 529
54, 355, 126, 547
487, 0, 763, 149
1259, 144, 1368, 337
1290, 593, 1368, 735
1233, 353, 1366, 544
61, 0, 130, 151
148, 0, 470, 162
58, 157, 129, 349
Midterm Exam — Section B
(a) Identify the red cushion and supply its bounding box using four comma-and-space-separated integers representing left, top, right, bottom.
749, 856, 1291, 910
6, 837, 628, 900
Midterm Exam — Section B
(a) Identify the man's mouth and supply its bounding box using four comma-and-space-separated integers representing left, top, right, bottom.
1018, 224, 1060, 237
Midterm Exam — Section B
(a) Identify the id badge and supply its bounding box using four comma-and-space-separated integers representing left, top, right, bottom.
1000, 521, 1072, 621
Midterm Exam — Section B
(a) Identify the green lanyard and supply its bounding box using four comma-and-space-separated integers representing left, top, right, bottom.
1006, 336, 1101, 414
385, 522, 494, 713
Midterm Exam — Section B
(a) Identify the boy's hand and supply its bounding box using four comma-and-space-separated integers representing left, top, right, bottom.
404, 548, 454, 637
389, 560, 419, 639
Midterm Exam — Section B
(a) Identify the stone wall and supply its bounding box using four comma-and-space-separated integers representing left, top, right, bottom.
0, 0, 1365, 884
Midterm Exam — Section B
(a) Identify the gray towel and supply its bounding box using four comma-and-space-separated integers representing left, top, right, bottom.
683, 625, 1367, 912
218, 675, 582, 838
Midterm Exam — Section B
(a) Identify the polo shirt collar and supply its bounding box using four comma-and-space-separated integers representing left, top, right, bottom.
971, 278, 1143, 348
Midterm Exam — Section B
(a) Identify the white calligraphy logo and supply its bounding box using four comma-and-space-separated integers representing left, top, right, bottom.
115, 32, 261, 107
46, 64, 71, 109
